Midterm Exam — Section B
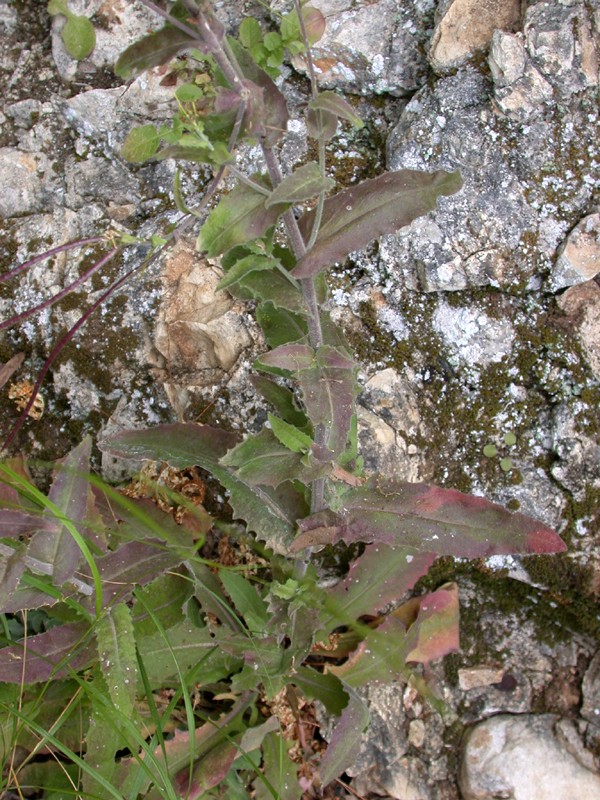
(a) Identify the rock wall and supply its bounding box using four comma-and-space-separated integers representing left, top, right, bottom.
0, 1, 599, 798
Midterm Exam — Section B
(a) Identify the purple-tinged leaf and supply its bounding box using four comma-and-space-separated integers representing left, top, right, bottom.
265, 162, 335, 208
308, 91, 363, 130
28, 437, 92, 586
301, 6, 326, 44
198, 177, 289, 258
114, 25, 198, 79
0, 622, 94, 683
255, 733, 299, 800
0, 583, 59, 614
258, 343, 315, 372
403, 583, 460, 664
0, 352, 24, 389
0, 542, 26, 612
293, 477, 566, 557
322, 545, 437, 631
297, 346, 357, 457
294, 170, 463, 278
178, 739, 238, 800
306, 106, 338, 141
229, 38, 289, 147
116, 695, 254, 798
100, 424, 303, 554
80, 539, 184, 611
318, 683, 369, 787
0, 509, 55, 537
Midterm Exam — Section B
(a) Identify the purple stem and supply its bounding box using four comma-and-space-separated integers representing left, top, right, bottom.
0, 238, 104, 284
0, 248, 119, 332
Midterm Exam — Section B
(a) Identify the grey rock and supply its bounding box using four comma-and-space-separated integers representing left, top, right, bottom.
550, 402, 600, 501
459, 714, 600, 800
557, 280, 600, 380
429, 0, 521, 73
582, 651, 600, 751
0, 4, 17, 36
385, 49, 597, 291
289, 0, 435, 96
0, 148, 52, 217
549, 212, 600, 291
64, 155, 141, 210
432, 298, 514, 368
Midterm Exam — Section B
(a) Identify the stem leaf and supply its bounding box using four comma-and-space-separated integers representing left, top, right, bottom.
265, 162, 335, 208
294, 169, 463, 278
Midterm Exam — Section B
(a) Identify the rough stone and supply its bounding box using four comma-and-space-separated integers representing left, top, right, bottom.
357, 367, 429, 481
429, 0, 522, 73
549, 213, 600, 292
432, 299, 514, 368
556, 280, 600, 380
459, 714, 600, 800
289, 0, 435, 96
0, 148, 52, 217
458, 666, 505, 691
550, 401, 600, 501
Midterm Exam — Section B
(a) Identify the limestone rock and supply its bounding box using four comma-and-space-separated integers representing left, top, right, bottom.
429, 0, 521, 73
556, 280, 600, 380
490, 0, 599, 120
288, 0, 434, 96
550, 401, 600, 501
459, 714, 600, 800
0, 148, 52, 217
549, 213, 600, 291
432, 299, 514, 367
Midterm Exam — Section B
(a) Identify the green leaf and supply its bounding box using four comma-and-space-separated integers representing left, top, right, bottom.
250, 375, 309, 429
265, 162, 335, 208
255, 304, 307, 350
175, 83, 205, 102
255, 733, 299, 800
198, 178, 289, 258
121, 125, 159, 163
100, 424, 305, 554
47, 0, 68, 16
219, 570, 269, 633
0, 543, 26, 612
220, 428, 322, 488
82, 698, 123, 800
61, 14, 96, 61
239, 17, 262, 50
137, 619, 239, 686
132, 572, 193, 637
115, 25, 197, 79
292, 666, 348, 715
96, 603, 138, 718
318, 683, 369, 786
306, 107, 338, 141
268, 414, 313, 454
308, 91, 363, 129
294, 170, 463, 278
217, 254, 279, 291
281, 6, 326, 48
293, 476, 566, 556
230, 270, 305, 313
